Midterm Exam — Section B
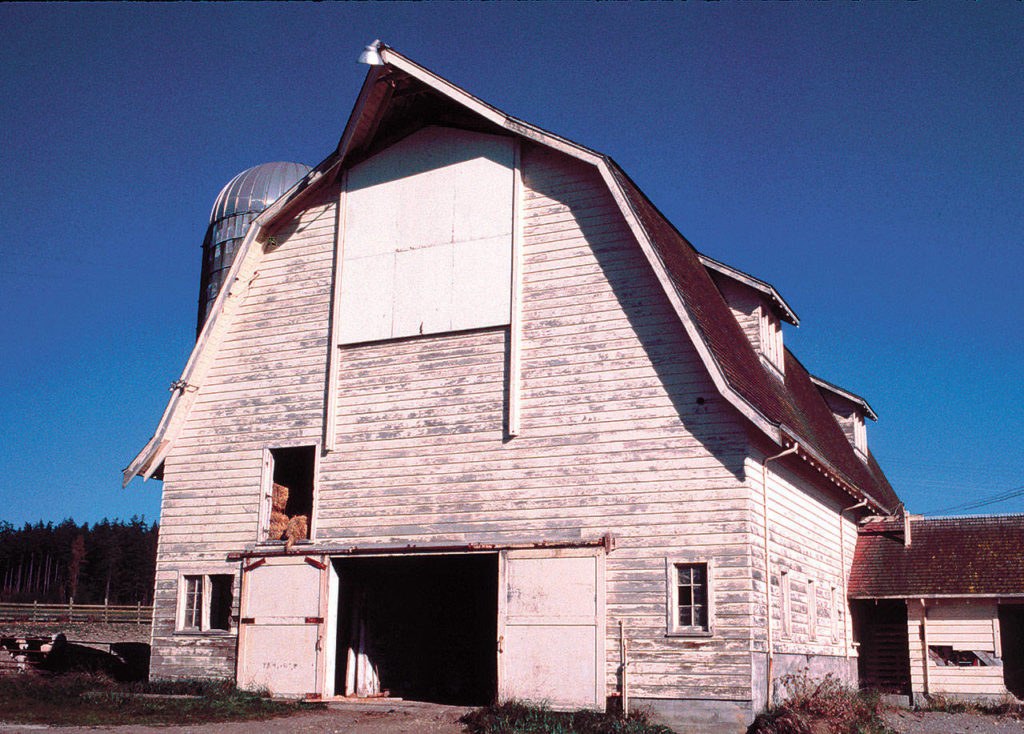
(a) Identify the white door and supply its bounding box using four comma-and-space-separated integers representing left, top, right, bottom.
237, 555, 329, 698
497, 548, 606, 711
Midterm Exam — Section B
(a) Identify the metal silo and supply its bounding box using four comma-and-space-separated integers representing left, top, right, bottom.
196, 161, 312, 335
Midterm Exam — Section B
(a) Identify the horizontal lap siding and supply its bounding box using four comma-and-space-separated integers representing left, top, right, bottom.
321, 145, 753, 702
153, 142, 758, 701
907, 601, 1007, 697
749, 452, 856, 668
151, 187, 338, 680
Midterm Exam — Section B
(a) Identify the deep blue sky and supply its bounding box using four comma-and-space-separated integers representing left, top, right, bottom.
2, 3, 1021, 527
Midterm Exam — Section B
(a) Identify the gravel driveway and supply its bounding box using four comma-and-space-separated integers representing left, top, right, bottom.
882, 709, 1024, 734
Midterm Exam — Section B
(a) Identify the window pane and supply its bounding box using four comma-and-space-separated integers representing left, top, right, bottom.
673, 563, 709, 632
184, 575, 202, 629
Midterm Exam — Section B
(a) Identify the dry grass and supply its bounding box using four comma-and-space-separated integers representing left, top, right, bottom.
748, 672, 895, 734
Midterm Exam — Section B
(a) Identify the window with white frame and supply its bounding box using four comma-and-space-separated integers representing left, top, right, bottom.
258, 445, 316, 543
177, 573, 234, 632
666, 558, 713, 635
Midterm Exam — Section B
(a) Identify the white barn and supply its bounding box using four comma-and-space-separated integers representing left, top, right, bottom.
125, 42, 902, 733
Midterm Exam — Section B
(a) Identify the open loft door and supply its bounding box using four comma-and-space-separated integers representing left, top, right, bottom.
236, 555, 335, 698
498, 548, 606, 711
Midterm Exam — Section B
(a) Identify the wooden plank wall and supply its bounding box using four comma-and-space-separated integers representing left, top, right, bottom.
150, 184, 340, 679
710, 276, 762, 355
748, 451, 858, 666
151, 135, 765, 701
907, 601, 1007, 697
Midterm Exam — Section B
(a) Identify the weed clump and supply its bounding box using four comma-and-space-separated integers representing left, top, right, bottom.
461, 700, 674, 734
747, 671, 893, 734
917, 695, 1024, 719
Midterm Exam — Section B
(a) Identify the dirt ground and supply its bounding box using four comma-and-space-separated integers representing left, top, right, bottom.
881, 709, 1024, 734
0, 623, 150, 646
0, 701, 471, 734
4, 701, 1024, 733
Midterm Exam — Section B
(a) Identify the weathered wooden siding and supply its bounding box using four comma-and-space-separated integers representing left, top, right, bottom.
747, 449, 858, 670
320, 143, 755, 701
150, 185, 339, 679
908, 601, 1007, 697
710, 275, 762, 356
150, 134, 771, 702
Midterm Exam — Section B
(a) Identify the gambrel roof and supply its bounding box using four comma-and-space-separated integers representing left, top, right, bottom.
125, 42, 900, 514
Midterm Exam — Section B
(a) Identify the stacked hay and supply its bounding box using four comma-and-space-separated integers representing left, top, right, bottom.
268, 483, 290, 540
267, 483, 310, 549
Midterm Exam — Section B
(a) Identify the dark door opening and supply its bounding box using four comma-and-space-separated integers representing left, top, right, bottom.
999, 604, 1024, 699
852, 599, 911, 695
334, 553, 497, 706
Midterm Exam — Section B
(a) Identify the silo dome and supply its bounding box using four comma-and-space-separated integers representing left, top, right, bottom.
197, 162, 311, 333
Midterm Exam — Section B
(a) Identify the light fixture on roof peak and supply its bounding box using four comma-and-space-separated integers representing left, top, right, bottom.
358, 40, 384, 66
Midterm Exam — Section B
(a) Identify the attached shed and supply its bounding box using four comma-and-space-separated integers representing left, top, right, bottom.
849, 514, 1024, 703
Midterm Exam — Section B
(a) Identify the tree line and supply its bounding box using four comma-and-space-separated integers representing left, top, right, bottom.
0, 518, 158, 605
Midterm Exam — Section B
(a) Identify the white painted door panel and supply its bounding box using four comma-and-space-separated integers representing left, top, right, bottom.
338, 126, 514, 345
237, 556, 326, 698
498, 549, 605, 711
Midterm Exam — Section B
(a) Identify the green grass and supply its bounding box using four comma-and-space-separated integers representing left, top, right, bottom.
0, 673, 323, 726
460, 700, 674, 734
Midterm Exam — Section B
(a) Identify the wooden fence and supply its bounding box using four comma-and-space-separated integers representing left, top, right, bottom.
0, 601, 152, 625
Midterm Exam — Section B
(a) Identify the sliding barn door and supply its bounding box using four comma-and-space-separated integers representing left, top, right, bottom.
237, 555, 329, 698
497, 548, 605, 710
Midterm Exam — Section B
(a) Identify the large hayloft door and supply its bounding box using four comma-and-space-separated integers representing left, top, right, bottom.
497, 548, 605, 711
237, 555, 330, 698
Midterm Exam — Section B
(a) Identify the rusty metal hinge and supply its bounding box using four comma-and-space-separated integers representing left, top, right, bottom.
242, 558, 266, 573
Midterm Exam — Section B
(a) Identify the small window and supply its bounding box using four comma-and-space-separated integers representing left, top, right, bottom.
260, 446, 316, 543
666, 559, 713, 635
178, 573, 234, 632
929, 646, 993, 667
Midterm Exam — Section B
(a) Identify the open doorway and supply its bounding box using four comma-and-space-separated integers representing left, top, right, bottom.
333, 553, 497, 706
852, 599, 911, 695
999, 604, 1024, 699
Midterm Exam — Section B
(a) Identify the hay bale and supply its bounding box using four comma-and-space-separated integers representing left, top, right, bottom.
267, 483, 290, 540
284, 515, 308, 550
271, 483, 289, 512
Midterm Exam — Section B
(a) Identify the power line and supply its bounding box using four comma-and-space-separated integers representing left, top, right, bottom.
922, 484, 1024, 516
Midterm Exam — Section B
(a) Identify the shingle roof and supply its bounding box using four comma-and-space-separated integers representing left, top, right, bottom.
609, 164, 901, 513
849, 515, 1024, 597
